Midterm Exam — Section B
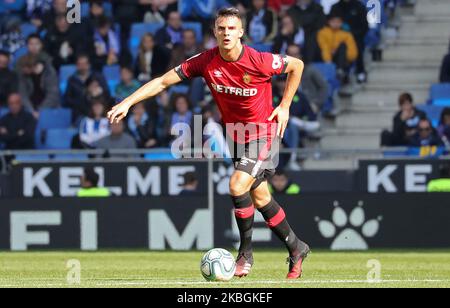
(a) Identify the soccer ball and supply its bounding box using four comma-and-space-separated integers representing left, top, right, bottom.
200, 248, 236, 281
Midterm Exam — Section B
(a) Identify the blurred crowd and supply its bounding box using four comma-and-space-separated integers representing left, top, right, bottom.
0, 0, 416, 158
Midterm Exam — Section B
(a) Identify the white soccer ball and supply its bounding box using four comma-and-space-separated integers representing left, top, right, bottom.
200, 248, 236, 282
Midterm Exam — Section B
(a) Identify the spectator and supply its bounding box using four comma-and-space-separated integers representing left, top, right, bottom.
272, 15, 304, 55
0, 93, 36, 149
93, 16, 120, 70
320, 0, 339, 14
0, 19, 25, 55
317, 13, 358, 84
408, 118, 443, 147
381, 93, 426, 146
77, 167, 111, 197
0, 0, 26, 30
42, 0, 67, 31
440, 41, 450, 83
95, 120, 137, 150
115, 66, 141, 102
78, 98, 111, 148
155, 11, 183, 50
267, 0, 295, 14
169, 29, 204, 68
427, 164, 450, 193
64, 54, 110, 123
44, 14, 80, 70
135, 33, 170, 83
0, 51, 19, 107
269, 170, 301, 195
330, 0, 369, 83
81, 0, 107, 38
286, 44, 328, 112
180, 0, 229, 26
437, 107, 450, 145
16, 34, 52, 71
127, 102, 159, 148
26, 0, 53, 30
287, 0, 326, 63
18, 54, 60, 116
167, 94, 194, 147
245, 0, 278, 44
82, 75, 114, 116
179, 172, 200, 196
143, 0, 178, 24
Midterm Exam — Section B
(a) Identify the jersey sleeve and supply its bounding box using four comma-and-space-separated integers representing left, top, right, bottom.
174, 51, 209, 80
259, 52, 289, 76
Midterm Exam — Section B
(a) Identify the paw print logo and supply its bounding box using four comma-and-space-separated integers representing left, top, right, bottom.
316, 201, 382, 251
213, 164, 234, 195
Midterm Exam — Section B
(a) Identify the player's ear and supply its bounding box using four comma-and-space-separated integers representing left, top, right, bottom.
238, 28, 244, 39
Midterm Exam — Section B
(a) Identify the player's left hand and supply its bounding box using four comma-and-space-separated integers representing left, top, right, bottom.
268, 105, 290, 139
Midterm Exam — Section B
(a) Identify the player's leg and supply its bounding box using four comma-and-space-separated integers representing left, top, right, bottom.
229, 170, 257, 277
250, 181, 310, 279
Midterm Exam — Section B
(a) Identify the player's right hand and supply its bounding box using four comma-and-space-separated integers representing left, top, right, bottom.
107, 101, 131, 124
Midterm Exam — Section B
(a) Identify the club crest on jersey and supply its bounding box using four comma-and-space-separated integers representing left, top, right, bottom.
243, 72, 251, 84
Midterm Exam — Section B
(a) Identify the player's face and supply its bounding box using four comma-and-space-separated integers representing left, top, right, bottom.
214, 16, 244, 51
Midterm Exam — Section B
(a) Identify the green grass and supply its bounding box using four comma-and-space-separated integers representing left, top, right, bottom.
1, 250, 450, 288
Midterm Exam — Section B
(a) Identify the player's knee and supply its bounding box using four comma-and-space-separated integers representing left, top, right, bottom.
252, 193, 272, 209
229, 174, 251, 196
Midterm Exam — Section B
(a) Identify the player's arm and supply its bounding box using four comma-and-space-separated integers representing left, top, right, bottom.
268, 56, 305, 138
107, 69, 182, 124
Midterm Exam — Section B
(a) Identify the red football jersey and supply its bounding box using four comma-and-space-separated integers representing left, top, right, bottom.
175, 45, 288, 143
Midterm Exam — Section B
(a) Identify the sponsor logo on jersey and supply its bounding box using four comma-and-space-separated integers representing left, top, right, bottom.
243, 72, 251, 84
210, 83, 258, 97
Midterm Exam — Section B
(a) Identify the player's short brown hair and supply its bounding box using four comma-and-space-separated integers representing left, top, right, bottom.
215, 7, 241, 21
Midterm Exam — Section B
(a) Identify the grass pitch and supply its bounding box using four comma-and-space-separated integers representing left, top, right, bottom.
0, 250, 449, 288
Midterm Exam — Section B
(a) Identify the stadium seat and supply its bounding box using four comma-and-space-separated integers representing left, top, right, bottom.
312, 62, 340, 113
168, 85, 190, 96
144, 151, 175, 161
44, 128, 77, 150
11, 46, 28, 68
129, 22, 164, 60
406, 146, 447, 158
81, 2, 90, 18
81, 2, 113, 18
248, 43, 273, 52
0, 107, 8, 118
20, 23, 37, 38
59, 65, 77, 94
183, 22, 203, 43
103, 65, 121, 96
430, 83, 450, 101
53, 154, 89, 161
416, 104, 445, 127
37, 108, 72, 130
14, 154, 50, 162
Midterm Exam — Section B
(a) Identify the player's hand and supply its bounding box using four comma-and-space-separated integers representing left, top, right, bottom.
268, 105, 290, 138
107, 100, 132, 124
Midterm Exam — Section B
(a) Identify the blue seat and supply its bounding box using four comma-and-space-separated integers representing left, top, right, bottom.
168, 85, 190, 96
430, 83, 450, 101
406, 146, 447, 158
129, 22, 164, 60
312, 62, 340, 113
44, 128, 77, 150
183, 22, 203, 43
59, 65, 77, 94
416, 104, 445, 127
432, 99, 450, 107
37, 108, 72, 130
248, 43, 273, 52
11, 46, 28, 68
15, 154, 50, 162
0, 107, 9, 118
144, 151, 175, 161
81, 2, 90, 17
103, 65, 121, 96
20, 23, 37, 38
53, 154, 89, 161
81, 2, 112, 17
